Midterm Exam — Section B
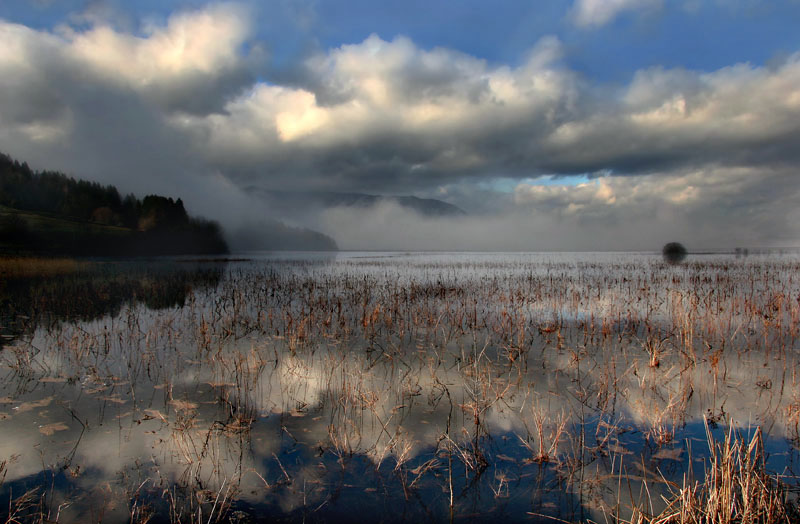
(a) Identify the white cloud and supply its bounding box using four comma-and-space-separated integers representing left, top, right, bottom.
67, 4, 249, 83
171, 35, 800, 200
1, 8, 800, 248
0, 3, 253, 122
571, 0, 661, 27
173, 33, 575, 177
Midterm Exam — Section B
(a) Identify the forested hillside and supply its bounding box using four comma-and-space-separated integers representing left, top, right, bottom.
0, 152, 227, 256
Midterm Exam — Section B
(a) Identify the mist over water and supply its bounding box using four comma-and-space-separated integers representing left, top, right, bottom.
306, 201, 770, 252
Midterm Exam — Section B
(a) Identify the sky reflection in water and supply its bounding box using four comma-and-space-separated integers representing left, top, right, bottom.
1, 253, 799, 522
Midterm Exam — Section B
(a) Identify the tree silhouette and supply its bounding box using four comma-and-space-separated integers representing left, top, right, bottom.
662, 242, 688, 265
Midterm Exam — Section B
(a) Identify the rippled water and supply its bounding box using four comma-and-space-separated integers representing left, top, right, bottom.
1, 252, 799, 522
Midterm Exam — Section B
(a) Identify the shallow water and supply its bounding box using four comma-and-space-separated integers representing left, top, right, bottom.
1, 252, 799, 522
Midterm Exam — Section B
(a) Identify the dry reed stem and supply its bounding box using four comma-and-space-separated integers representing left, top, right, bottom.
645, 419, 797, 524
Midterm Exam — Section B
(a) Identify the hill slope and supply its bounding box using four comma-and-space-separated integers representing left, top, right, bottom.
247, 189, 466, 218
0, 153, 228, 256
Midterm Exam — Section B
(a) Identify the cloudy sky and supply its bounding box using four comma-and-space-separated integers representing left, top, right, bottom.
1, 0, 799, 250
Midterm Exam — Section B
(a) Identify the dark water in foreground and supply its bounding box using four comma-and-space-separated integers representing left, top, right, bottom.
1, 252, 799, 522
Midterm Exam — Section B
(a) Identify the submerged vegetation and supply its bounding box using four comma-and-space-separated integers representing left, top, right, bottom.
0, 252, 799, 522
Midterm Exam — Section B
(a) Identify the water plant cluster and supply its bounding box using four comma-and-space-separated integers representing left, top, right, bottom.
1, 252, 798, 522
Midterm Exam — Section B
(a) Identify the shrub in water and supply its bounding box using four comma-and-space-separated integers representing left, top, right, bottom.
663, 242, 688, 265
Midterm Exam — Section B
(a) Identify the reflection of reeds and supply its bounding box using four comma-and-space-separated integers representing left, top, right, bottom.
786, 398, 800, 446
4, 254, 800, 521
162, 480, 237, 524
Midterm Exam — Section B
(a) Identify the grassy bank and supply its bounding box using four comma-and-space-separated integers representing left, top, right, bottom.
0, 256, 90, 278
0, 205, 227, 257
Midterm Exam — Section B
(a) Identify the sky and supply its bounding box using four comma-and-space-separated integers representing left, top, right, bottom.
1, 0, 799, 250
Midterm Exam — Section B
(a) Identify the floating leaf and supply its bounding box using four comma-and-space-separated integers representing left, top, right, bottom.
653, 447, 683, 461
607, 443, 632, 455
143, 409, 168, 422
207, 382, 235, 388
101, 396, 127, 405
39, 422, 69, 436
39, 377, 67, 384
169, 400, 198, 412
14, 396, 54, 413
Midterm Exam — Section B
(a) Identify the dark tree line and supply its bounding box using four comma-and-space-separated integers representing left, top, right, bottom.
0, 152, 228, 255
1, 153, 134, 226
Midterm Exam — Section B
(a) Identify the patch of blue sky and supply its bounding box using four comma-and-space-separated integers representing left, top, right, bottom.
563, 1, 800, 83
2, 0, 798, 83
481, 174, 591, 193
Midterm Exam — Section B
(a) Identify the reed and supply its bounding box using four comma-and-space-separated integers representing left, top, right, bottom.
3, 253, 800, 522
646, 420, 797, 524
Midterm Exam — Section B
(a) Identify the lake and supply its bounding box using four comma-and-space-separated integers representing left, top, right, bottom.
1, 252, 799, 523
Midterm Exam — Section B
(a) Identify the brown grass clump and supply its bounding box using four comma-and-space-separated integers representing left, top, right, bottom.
645, 420, 797, 524
0, 256, 88, 278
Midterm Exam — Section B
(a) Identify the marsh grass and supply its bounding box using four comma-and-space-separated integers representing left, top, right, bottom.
2, 253, 800, 522
637, 420, 798, 524
0, 256, 88, 278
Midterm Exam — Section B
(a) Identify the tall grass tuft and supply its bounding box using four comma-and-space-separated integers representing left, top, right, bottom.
648, 419, 797, 524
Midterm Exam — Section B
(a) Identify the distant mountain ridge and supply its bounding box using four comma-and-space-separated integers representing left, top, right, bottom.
248, 189, 466, 217
229, 219, 337, 252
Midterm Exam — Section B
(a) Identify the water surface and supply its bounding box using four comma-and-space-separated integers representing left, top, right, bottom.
1, 252, 799, 522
